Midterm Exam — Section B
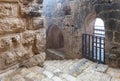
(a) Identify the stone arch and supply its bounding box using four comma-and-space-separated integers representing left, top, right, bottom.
84, 12, 97, 34
83, 12, 107, 63
84, 12, 105, 35
46, 24, 64, 49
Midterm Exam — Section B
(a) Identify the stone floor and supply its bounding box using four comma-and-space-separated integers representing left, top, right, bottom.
1, 58, 120, 81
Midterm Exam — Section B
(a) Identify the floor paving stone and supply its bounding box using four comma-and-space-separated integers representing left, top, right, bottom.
1, 58, 120, 81
106, 68, 120, 78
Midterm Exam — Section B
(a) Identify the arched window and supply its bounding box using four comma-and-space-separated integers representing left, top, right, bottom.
94, 18, 105, 62
94, 18, 105, 37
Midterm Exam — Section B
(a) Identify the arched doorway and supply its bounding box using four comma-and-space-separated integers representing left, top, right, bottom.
82, 18, 105, 64
46, 24, 64, 49
46, 24, 65, 59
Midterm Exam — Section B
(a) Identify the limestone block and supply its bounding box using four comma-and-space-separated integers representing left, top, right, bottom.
22, 31, 35, 45
14, 46, 30, 61
20, 53, 46, 68
0, 58, 6, 70
0, 3, 19, 18
27, 18, 44, 30
20, 1, 42, 17
115, 32, 120, 43
0, 0, 18, 2
11, 35, 21, 48
0, 18, 26, 35
36, 0, 43, 4
1, 52, 17, 65
0, 37, 11, 52
105, 31, 113, 41
34, 29, 46, 53
0, 35, 21, 52
0, 45, 32, 65
10, 74, 25, 81
24, 72, 42, 81
19, 0, 34, 5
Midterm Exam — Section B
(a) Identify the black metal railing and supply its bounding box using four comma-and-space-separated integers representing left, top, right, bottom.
82, 34, 105, 64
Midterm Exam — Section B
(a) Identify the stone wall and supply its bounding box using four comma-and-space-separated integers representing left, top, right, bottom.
44, 0, 120, 67
74, 0, 120, 67
0, 0, 46, 71
43, 0, 81, 59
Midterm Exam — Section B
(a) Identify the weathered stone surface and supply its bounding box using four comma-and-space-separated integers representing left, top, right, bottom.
95, 3, 120, 14
77, 71, 111, 81
2, 59, 120, 81
0, 0, 45, 71
34, 29, 46, 53
20, 0, 42, 17
33, 18, 44, 29
0, 0, 18, 2
105, 31, 113, 41
26, 18, 44, 30
115, 32, 120, 43
0, 37, 11, 52
20, 53, 46, 68
10, 75, 25, 81
0, 18, 25, 35
107, 68, 120, 78
105, 19, 120, 32
0, 46, 31, 65
22, 31, 35, 46
106, 20, 115, 30
0, 3, 19, 18
0, 35, 21, 52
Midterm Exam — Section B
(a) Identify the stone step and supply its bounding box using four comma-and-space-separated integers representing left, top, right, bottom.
68, 59, 93, 77
52, 76, 63, 81
111, 77, 120, 81
43, 70, 54, 78
76, 71, 111, 81
59, 60, 78, 73
2, 59, 120, 81
60, 74, 76, 81
85, 63, 109, 73
46, 49, 65, 60
44, 59, 78, 72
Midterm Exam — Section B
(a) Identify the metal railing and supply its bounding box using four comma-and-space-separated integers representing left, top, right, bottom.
82, 34, 105, 64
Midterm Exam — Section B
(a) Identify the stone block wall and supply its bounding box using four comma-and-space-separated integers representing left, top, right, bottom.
0, 0, 46, 71
43, 0, 120, 68
75, 0, 120, 68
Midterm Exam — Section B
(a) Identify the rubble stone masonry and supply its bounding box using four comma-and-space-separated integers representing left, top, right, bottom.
0, 0, 46, 71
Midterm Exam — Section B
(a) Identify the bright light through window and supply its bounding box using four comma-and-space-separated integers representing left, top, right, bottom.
94, 18, 105, 37
95, 18, 104, 27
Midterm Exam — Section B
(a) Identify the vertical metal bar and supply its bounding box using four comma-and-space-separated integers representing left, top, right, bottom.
85, 34, 87, 58
92, 35, 94, 61
82, 34, 85, 57
98, 37, 101, 64
103, 38, 105, 64
88, 35, 90, 59
95, 36, 98, 62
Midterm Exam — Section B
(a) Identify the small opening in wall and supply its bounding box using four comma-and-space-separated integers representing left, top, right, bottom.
46, 24, 65, 59
94, 18, 105, 37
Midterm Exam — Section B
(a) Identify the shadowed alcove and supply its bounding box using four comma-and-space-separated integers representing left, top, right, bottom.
46, 24, 65, 60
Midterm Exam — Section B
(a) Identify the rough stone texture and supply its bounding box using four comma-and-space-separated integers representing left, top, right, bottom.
0, 3, 19, 18
0, 18, 25, 35
43, 0, 120, 67
1, 59, 120, 81
0, 0, 46, 71
20, 53, 46, 68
